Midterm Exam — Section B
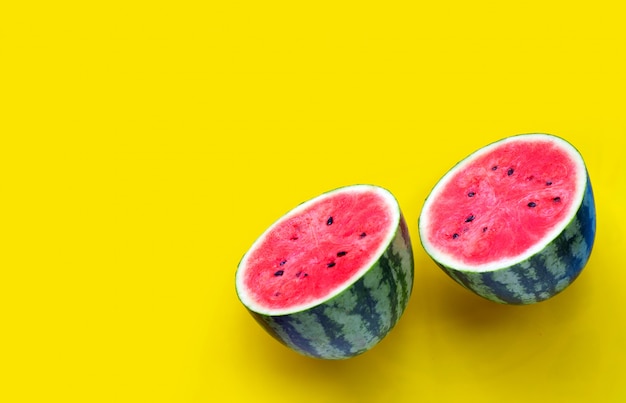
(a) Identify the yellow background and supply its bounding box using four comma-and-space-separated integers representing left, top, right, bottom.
2, 1, 626, 402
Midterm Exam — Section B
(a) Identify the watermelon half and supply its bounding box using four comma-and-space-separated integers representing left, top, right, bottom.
418, 133, 595, 304
236, 185, 414, 359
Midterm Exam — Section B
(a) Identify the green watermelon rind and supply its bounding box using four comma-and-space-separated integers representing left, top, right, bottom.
418, 134, 596, 304
236, 185, 414, 359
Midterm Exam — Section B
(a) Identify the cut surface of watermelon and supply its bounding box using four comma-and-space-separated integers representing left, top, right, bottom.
238, 188, 397, 315
419, 134, 595, 304
236, 184, 414, 358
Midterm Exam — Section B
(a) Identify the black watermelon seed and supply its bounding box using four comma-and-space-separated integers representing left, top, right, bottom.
465, 214, 475, 223
326, 216, 334, 225
528, 202, 537, 208
274, 270, 284, 276
546, 181, 553, 186
507, 168, 514, 176
359, 232, 367, 238
553, 197, 561, 202
452, 233, 460, 239
468, 191, 476, 197
279, 260, 287, 266
327, 262, 336, 268
492, 165, 498, 171
482, 226, 488, 232
337, 251, 347, 257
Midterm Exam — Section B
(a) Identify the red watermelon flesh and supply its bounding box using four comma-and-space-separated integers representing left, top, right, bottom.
239, 187, 398, 314
421, 135, 584, 269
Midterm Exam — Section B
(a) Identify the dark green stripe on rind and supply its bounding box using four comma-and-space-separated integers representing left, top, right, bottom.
250, 215, 414, 359
438, 175, 596, 305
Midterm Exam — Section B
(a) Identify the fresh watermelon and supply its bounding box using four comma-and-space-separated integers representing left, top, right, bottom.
236, 185, 414, 359
418, 133, 595, 304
